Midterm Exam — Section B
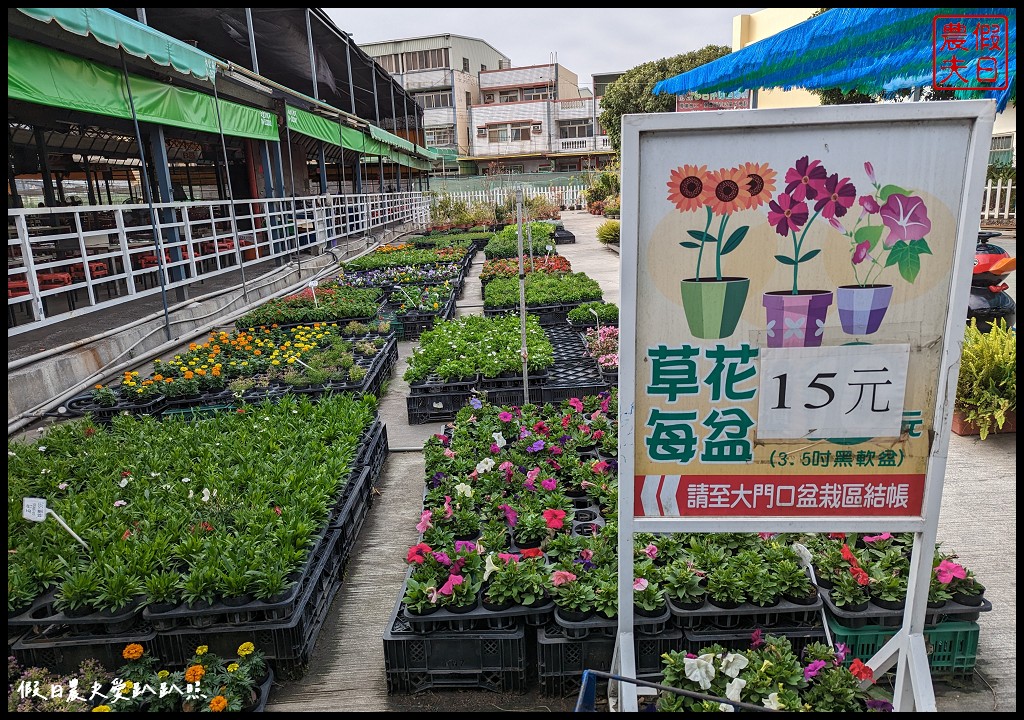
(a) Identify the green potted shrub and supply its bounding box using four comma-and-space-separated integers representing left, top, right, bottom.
953, 317, 1016, 439
482, 555, 547, 609
596, 219, 620, 246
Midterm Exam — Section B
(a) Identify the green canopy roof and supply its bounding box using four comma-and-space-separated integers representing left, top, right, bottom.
18, 7, 219, 81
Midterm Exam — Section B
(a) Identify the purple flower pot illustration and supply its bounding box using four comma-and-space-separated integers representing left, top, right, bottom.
836, 284, 893, 335
762, 290, 833, 348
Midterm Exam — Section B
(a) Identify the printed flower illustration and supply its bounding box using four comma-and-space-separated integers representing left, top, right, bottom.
765, 155, 855, 295
669, 162, 777, 280
839, 163, 933, 286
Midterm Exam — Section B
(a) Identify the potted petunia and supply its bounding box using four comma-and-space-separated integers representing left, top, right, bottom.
548, 569, 597, 621
833, 162, 933, 335
668, 162, 776, 339
482, 553, 548, 610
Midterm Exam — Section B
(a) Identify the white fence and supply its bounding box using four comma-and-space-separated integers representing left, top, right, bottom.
433, 184, 589, 211
981, 178, 1016, 223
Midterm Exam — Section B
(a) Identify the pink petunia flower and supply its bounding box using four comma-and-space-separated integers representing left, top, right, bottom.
550, 570, 577, 586
416, 510, 432, 533
935, 559, 967, 584
541, 478, 557, 491
862, 532, 892, 543
113, 500, 127, 507
499, 504, 518, 527
439, 573, 464, 596
498, 552, 520, 564
498, 411, 513, 422
644, 544, 658, 560
804, 659, 828, 681
633, 577, 649, 592
568, 398, 584, 412
443, 448, 456, 458
751, 628, 764, 648
592, 460, 610, 474
443, 495, 453, 519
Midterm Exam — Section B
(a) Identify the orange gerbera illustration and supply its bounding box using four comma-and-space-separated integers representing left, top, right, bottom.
705, 166, 749, 216
738, 161, 777, 209
666, 164, 710, 213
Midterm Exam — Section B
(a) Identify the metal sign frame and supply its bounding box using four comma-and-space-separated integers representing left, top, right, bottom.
616, 101, 994, 712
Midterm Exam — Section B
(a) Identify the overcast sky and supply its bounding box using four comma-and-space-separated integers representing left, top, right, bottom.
323, 8, 763, 88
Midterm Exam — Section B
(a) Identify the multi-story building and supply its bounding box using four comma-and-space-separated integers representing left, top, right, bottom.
358, 34, 618, 176
358, 34, 511, 175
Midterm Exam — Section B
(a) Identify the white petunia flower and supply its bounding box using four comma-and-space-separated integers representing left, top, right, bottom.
721, 653, 749, 678
763, 693, 783, 710
683, 653, 716, 690
483, 554, 501, 581
201, 488, 217, 502
38, 446, 47, 452
454, 482, 473, 498
718, 703, 736, 713
792, 542, 813, 568
491, 432, 506, 449
119, 478, 129, 488
725, 677, 746, 703
476, 458, 495, 474
181, 477, 191, 483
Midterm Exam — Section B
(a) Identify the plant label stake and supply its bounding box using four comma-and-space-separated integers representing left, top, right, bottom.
309, 279, 319, 308
22, 497, 90, 551
516, 188, 529, 405
528, 225, 534, 261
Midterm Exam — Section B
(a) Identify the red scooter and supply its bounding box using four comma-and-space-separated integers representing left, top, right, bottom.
969, 231, 1016, 331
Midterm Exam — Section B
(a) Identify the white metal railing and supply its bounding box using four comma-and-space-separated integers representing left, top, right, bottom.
428, 185, 588, 213
980, 178, 1016, 222
8, 192, 429, 335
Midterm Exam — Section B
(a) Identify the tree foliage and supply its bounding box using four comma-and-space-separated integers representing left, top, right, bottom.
598, 44, 731, 153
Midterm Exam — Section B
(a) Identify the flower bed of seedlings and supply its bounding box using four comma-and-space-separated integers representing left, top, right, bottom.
483, 272, 604, 327
233, 286, 384, 330
62, 321, 398, 421
9, 393, 383, 680
482, 222, 557, 260
479, 255, 573, 290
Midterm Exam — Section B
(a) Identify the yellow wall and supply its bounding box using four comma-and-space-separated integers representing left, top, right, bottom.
732, 8, 822, 110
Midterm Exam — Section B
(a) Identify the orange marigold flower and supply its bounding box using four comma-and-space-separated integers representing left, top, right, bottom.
209, 695, 228, 712
185, 665, 205, 683
122, 643, 144, 660
183, 371, 195, 380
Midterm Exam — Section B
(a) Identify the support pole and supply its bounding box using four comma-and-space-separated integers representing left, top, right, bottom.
516, 188, 529, 405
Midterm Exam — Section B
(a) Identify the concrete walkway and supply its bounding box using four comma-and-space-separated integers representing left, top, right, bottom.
265, 211, 1015, 713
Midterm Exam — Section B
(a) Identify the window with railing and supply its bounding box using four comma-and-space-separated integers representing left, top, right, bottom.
376, 53, 400, 73
498, 90, 520, 103
416, 91, 453, 109
559, 119, 593, 139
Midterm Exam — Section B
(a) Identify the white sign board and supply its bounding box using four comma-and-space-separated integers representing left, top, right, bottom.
616, 100, 994, 712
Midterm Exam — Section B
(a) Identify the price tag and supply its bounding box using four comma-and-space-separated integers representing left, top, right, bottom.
309, 280, 319, 288
23, 497, 48, 522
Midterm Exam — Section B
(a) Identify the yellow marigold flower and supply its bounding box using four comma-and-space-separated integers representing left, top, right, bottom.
121, 680, 134, 693
92, 705, 112, 712
158, 670, 170, 679
287, 357, 296, 364
271, 360, 280, 366
209, 695, 228, 712
227, 663, 239, 673
185, 665, 205, 683
122, 643, 144, 660
196, 645, 208, 656
237, 642, 255, 657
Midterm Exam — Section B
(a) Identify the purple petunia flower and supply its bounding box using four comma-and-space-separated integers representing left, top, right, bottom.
469, 397, 483, 409
527, 440, 545, 453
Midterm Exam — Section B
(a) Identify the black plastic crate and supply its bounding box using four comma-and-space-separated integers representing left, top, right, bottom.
682, 625, 827, 657
478, 369, 550, 391
536, 625, 684, 697
407, 375, 477, 396
406, 391, 474, 424
384, 597, 530, 694
154, 553, 345, 675
542, 362, 609, 404
485, 386, 546, 407
12, 627, 159, 675
668, 595, 825, 632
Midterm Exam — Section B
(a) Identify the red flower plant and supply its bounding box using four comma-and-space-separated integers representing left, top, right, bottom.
543, 508, 566, 530
849, 658, 874, 682
406, 542, 432, 564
